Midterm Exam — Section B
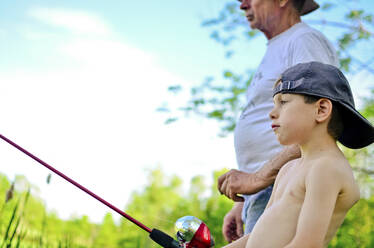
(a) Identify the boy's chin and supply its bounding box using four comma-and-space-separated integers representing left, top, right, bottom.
277, 138, 294, 146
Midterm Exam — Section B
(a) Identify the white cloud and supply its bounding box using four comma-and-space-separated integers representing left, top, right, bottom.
28, 7, 111, 36
0, 14, 234, 222
60, 38, 154, 71
0, 66, 234, 222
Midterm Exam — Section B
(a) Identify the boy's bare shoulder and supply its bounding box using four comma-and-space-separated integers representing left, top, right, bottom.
309, 153, 352, 179
307, 153, 360, 205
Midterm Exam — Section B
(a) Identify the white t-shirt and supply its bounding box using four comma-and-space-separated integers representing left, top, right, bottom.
234, 22, 339, 173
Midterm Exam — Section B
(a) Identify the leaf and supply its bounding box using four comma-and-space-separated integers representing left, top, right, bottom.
346, 10, 364, 20
164, 118, 178, 125
207, 110, 225, 120
340, 57, 352, 72
223, 71, 233, 78
192, 98, 205, 106
46, 174, 52, 184
246, 30, 258, 38
321, 3, 335, 11
167, 85, 182, 94
363, 14, 373, 23
338, 33, 353, 49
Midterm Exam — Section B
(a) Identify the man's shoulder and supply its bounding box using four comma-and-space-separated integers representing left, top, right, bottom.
280, 22, 339, 67
286, 22, 333, 49
289, 22, 324, 39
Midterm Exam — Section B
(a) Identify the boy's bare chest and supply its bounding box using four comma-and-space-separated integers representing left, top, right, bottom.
274, 167, 306, 204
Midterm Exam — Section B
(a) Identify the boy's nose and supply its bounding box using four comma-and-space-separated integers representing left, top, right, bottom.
269, 108, 277, 120
240, 0, 251, 10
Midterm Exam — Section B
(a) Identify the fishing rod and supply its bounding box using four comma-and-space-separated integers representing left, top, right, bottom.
0, 133, 214, 248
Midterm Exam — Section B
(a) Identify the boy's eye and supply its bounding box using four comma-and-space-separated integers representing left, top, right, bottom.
280, 100, 287, 105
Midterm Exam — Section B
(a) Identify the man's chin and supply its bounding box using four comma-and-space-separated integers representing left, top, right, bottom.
249, 22, 257, 30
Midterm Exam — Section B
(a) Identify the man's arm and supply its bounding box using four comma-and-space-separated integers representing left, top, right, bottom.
283, 162, 343, 248
218, 144, 300, 200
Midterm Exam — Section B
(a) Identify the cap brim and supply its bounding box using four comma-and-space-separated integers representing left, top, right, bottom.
301, 0, 319, 15
338, 102, 374, 149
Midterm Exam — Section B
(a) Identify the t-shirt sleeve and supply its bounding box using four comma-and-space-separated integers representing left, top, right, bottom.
288, 32, 339, 67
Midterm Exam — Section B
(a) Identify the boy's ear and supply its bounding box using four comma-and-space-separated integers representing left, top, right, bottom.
315, 98, 333, 123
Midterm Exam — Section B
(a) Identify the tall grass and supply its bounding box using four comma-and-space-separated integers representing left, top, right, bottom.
0, 185, 32, 248
1, 197, 21, 248
0, 184, 88, 248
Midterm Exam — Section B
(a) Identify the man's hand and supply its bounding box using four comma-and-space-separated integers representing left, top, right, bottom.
218, 145, 301, 201
223, 202, 244, 243
218, 169, 262, 201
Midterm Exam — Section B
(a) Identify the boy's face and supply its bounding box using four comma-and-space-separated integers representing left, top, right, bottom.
270, 93, 316, 145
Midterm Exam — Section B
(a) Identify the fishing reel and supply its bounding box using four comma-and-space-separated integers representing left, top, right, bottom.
175, 216, 215, 248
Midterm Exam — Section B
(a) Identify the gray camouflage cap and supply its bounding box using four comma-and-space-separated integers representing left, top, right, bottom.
273, 62, 374, 149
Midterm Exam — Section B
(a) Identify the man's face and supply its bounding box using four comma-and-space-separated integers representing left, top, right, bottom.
238, 0, 279, 31
270, 93, 316, 146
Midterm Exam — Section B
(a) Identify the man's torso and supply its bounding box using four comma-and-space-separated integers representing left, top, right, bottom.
234, 22, 339, 173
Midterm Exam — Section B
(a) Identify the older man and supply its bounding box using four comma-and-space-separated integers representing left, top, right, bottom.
217, 0, 338, 243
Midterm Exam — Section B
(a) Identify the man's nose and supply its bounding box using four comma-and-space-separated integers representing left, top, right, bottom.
240, 0, 251, 10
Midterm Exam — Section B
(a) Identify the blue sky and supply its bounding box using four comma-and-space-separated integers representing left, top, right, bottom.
0, 0, 230, 81
1, 0, 373, 223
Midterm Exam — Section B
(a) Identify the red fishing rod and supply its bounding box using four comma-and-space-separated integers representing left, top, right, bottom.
0, 133, 180, 248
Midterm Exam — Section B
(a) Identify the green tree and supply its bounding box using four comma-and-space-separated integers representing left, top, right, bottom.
2, 169, 374, 247
118, 168, 233, 247
118, 168, 185, 248
329, 196, 374, 247
204, 169, 234, 247
93, 213, 118, 248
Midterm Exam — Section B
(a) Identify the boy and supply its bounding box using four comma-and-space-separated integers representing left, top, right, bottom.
224, 62, 374, 248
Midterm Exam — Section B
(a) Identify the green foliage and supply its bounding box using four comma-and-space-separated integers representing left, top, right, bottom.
329, 196, 374, 248
93, 214, 118, 248
361, 90, 374, 122
178, 72, 252, 136
1, 168, 374, 247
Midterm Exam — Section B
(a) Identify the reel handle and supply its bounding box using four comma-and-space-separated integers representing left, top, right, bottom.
150, 229, 181, 248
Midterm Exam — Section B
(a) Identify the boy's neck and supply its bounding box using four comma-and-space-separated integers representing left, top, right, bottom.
299, 133, 340, 160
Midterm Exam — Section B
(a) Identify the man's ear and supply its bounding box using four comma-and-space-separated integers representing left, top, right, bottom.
315, 98, 333, 123
279, 0, 290, 8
